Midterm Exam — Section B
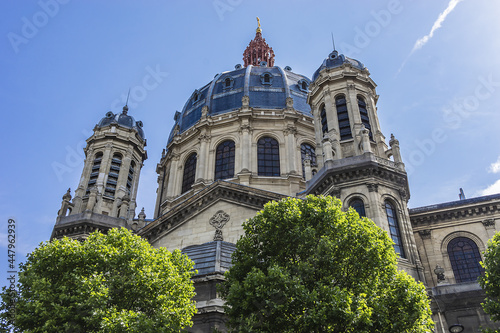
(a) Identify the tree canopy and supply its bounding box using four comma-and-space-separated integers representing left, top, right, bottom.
480, 232, 500, 332
0, 227, 196, 333
220, 195, 433, 332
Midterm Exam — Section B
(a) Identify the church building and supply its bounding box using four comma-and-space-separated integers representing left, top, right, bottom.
52, 21, 500, 332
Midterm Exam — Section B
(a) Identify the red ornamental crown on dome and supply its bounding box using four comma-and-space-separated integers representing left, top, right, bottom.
243, 17, 275, 67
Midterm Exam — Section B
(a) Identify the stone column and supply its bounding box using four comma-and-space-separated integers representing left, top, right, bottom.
166, 154, 180, 196
196, 134, 210, 182
346, 83, 362, 154
284, 125, 297, 174
304, 157, 312, 181
323, 89, 340, 142
240, 123, 251, 173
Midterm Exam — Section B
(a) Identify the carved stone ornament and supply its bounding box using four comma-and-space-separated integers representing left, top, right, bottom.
434, 265, 445, 282
330, 188, 341, 198
418, 229, 432, 239
366, 183, 378, 192
209, 210, 230, 241
482, 218, 496, 229
242, 95, 250, 106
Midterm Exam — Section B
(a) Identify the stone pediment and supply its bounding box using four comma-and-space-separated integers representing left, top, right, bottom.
138, 180, 286, 245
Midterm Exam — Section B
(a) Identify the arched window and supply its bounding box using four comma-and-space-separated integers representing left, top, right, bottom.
261, 72, 273, 85
384, 201, 405, 258
105, 153, 122, 197
320, 104, 328, 134
86, 152, 103, 195
181, 153, 197, 194
448, 237, 483, 283
127, 161, 135, 195
225, 77, 231, 87
257, 137, 280, 176
357, 96, 373, 140
214, 140, 235, 180
336, 95, 352, 140
349, 198, 366, 217
300, 143, 316, 179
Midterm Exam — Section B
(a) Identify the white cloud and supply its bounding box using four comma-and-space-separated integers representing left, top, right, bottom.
397, 0, 464, 74
489, 156, 500, 173
479, 179, 500, 196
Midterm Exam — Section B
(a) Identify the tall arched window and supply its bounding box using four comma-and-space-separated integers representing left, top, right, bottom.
349, 198, 366, 217
86, 152, 103, 195
105, 153, 122, 197
336, 95, 352, 140
127, 161, 135, 195
214, 140, 235, 180
320, 104, 328, 134
448, 237, 483, 283
257, 137, 280, 176
181, 153, 197, 193
357, 96, 373, 140
300, 143, 316, 179
384, 201, 405, 258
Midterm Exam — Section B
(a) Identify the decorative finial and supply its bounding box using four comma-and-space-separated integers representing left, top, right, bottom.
331, 32, 336, 51
256, 17, 261, 33
122, 88, 130, 114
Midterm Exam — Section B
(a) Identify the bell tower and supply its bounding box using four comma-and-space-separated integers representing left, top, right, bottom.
52, 105, 148, 240
304, 49, 424, 280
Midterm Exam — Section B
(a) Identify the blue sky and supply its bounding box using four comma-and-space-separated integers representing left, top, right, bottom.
1, 0, 500, 275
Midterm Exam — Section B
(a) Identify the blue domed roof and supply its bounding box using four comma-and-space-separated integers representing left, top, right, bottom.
97, 106, 145, 140
312, 50, 365, 81
168, 65, 312, 143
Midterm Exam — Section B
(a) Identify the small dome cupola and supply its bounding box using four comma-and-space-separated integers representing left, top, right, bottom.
312, 48, 366, 81
97, 105, 145, 140
243, 17, 275, 67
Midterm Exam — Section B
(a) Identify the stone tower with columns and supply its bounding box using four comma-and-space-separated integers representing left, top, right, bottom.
52, 105, 148, 240
303, 49, 424, 280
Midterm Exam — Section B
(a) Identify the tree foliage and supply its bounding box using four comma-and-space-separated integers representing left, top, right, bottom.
480, 232, 500, 331
220, 195, 433, 332
0, 227, 196, 333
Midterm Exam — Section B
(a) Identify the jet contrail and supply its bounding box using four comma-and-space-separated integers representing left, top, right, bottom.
397, 0, 464, 75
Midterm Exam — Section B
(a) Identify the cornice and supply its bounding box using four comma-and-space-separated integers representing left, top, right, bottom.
410, 199, 500, 227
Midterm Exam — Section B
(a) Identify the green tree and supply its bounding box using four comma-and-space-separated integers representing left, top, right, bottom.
480, 232, 500, 332
0, 227, 196, 333
220, 195, 433, 333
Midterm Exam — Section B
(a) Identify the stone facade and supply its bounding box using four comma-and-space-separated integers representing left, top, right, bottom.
51, 25, 500, 332
410, 194, 500, 331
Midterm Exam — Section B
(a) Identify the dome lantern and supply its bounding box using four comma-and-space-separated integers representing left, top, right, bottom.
243, 17, 275, 67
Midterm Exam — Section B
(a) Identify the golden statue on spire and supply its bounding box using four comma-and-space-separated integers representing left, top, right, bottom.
256, 17, 262, 33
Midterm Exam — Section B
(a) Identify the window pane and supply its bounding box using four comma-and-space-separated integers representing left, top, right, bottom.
258, 137, 280, 176
349, 199, 366, 217
182, 153, 197, 193
385, 201, 405, 258
448, 237, 483, 283
214, 140, 235, 180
